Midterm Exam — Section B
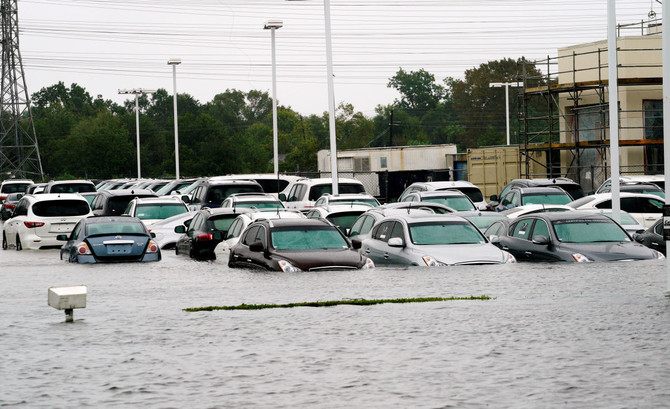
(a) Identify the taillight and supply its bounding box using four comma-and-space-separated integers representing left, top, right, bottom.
77, 243, 91, 255
197, 233, 213, 241
146, 240, 159, 253
0, 195, 6, 201
24, 221, 45, 228
5, 204, 15, 209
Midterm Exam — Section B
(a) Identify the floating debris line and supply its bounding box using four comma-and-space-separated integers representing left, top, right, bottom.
184, 296, 492, 312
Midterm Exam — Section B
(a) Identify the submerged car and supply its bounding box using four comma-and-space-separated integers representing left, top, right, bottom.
0, 192, 24, 220
123, 196, 189, 226
58, 216, 161, 263
175, 207, 252, 260
634, 218, 665, 255
487, 211, 664, 262
2, 193, 93, 250
306, 203, 374, 234
359, 213, 516, 266
229, 218, 374, 271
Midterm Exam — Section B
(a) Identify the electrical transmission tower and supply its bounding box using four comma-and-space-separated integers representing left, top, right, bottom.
0, 0, 43, 180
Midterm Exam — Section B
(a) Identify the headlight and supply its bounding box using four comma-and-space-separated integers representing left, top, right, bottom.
361, 257, 375, 269
655, 251, 665, 260
502, 251, 516, 264
278, 260, 302, 272
572, 253, 591, 263
422, 255, 445, 267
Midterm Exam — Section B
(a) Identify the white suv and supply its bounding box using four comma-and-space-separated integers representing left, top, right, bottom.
0, 179, 34, 202
124, 196, 190, 226
281, 178, 367, 211
2, 193, 93, 250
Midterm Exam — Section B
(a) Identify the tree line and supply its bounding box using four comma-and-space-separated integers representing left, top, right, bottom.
28, 57, 546, 180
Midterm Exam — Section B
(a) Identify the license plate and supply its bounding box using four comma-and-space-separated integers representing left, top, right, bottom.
49, 223, 74, 233
105, 244, 132, 254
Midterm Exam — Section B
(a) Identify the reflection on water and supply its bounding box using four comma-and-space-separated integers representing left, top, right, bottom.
1, 247, 669, 408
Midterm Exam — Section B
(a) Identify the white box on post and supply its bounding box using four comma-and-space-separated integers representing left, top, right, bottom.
48, 285, 87, 322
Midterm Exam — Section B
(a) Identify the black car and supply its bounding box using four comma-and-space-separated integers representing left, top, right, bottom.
58, 216, 161, 263
186, 179, 264, 211
494, 186, 573, 212
175, 208, 252, 260
0, 193, 23, 220
90, 189, 157, 216
486, 211, 664, 262
490, 178, 585, 208
634, 219, 665, 255
229, 218, 374, 271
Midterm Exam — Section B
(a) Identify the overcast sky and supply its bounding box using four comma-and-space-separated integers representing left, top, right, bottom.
18, 0, 662, 116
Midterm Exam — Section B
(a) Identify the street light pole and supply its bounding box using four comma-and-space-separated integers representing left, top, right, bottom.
662, 0, 670, 296
118, 88, 156, 179
168, 58, 181, 179
264, 21, 283, 177
323, 0, 339, 195
490, 82, 522, 146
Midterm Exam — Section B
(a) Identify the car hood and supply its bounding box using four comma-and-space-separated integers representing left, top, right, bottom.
273, 248, 365, 271
422, 243, 507, 265
556, 241, 658, 261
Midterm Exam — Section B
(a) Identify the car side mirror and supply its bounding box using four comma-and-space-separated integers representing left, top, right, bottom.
181, 195, 190, 204
150, 232, 156, 238
490, 194, 498, 202
249, 241, 264, 252
489, 235, 500, 244
351, 239, 362, 249
633, 233, 643, 243
532, 235, 550, 245
478, 204, 488, 211
56, 234, 68, 241
16, 193, 23, 200
279, 193, 287, 201
387, 237, 404, 247
174, 225, 186, 233
212, 231, 223, 241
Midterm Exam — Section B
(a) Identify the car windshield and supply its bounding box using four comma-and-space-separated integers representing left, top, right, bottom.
255, 179, 290, 194
234, 201, 283, 209
522, 193, 571, 205
330, 198, 378, 207
32, 200, 90, 217
423, 196, 475, 211
210, 215, 238, 232
463, 215, 505, 230
438, 187, 483, 203
621, 186, 665, 198
326, 212, 364, 232
155, 180, 192, 196
86, 222, 146, 235
552, 219, 630, 243
409, 221, 486, 245
135, 203, 187, 220
1, 183, 30, 193
50, 183, 95, 193
598, 212, 639, 226
271, 226, 349, 250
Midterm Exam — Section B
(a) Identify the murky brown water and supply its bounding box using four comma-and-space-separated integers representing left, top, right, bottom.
2, 242, 669, 408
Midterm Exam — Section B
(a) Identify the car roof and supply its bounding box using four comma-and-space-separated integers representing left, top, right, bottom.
1, 179, 34, 185
515, 210, 612, 222
512, 186, 569, 193
383, 213, 470, 223
296, 177, 363, 185
511, 177, 579, 186
412, 190, 468, 197
243, 210, 305, 221
99, 188, 157, 197
84, 215, 143, 224
316, 204, 374, 214
227, 193, 279, 201
23, 193, 89, 202
588, 192, 664, 200
254, 217, 335, 228
47, 179, 94, 185
131, 196, 185, 204
411, 180, 477, 188
201, 207, 253, 216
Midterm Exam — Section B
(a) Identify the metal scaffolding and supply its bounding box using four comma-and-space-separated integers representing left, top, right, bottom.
0, 0, 43, 180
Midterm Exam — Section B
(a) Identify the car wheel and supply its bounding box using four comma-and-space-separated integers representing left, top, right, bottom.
15, 235, 22, 251
2, 232, 7, 250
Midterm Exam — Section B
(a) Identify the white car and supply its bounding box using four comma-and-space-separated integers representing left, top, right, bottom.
314, 193, 380, 208
398, 180, 487, 210
596, 175, 665, 192
148, 211, 195, 250
123, 196, 189, 226
211, 174, 303, 199
220, 193, 285, 210
216, 209, 305, 257
2, 193, 93, 250
0, 179, 34, 201
281, 177, 367, 212
500, 204, 575, 219
567, 192, 663, 228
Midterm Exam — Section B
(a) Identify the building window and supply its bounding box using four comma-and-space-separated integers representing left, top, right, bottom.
354, 157, 370, 172
380, 157, 387, 169
644, 100, 663, 173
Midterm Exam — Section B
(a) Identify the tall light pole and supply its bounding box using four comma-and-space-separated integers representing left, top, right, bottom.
662, 0, 670, 296
607, 0, 621, 224
264, 21, 283, 177
286, 0, 339, 194
167, 58, 181, 179
118, 88, 156, 179
490, 82, 522, 146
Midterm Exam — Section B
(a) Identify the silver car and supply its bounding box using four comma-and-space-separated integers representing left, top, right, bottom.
359, 213, 516, 266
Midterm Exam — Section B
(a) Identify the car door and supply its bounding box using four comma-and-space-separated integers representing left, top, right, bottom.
230, 225, 267, 269
362, 221, 395, 265
4, 198, 29, 245
63, 221, 83, 261
523, 218, 562, 261
385, 221, 412, 265
177, 213, 202, 255
499, 218, 535, 260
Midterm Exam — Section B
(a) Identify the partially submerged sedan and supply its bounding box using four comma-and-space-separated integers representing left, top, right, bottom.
229, 218, 374, 272
359, 213, 516, 266
488, 211, 664, 262
58, 216, 161, 263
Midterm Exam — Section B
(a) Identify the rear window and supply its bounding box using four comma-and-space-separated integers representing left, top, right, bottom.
1, 183, 30, 194
86, 222, 146, 235
255, 179, 290, 194
308, 183, 365, 201
210, 215, 241, 232
32, 200, 90, 217
135, 203, 188, 220
50, 183, 96, 193
108, 196, 151, 215
438, 187, 483, 203
326, 211, 365, 232
206, 185, 263, 205
560, 184, 584, 200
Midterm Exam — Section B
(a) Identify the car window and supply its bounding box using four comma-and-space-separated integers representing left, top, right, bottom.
308, 183, 365, 201
484, 221, 504, 237
655, 221, 663, 235
210, 215, 238, 232
511, 192, 520, 207
271, 226, 348, 250
227, 219, 243, 239
389, 222, 404, 240
71, 222, 82, 240
531, 219, 550, 238
13, 199, 29, 216
241, 226, 260, 245
50, 183, 96, 193
552, 219, 629, 243
188, 214, 203, 232
409, 221, 485, 245
372, 221, 394, 242
499, 184, 513, 198
32, 200, 90, 217
135, 203, 187, 220
348, 215, 367, 236
500, 193, 513, 206
511, 220, 533, 240
315, 198, 326, 207
306, 210, 321, 219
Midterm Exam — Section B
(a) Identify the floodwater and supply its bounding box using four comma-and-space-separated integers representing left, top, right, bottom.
1, 242, 670, 408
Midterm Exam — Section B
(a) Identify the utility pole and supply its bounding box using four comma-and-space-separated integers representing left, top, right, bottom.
389, 109, 394, 147
0, 0, 43, 180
